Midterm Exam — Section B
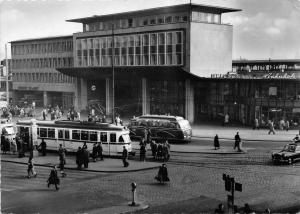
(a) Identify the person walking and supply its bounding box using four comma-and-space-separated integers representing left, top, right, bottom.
83, 147, 89, 168
27, 157, 37, 178
214, 134, 220, 150
58, 144, 67, 177
97, 142, 103, 161
268, 120, 276, 135
234, 132, 242, 152
122, 146, 129, 167
140, 143, 146, 161
47, 165, 60, 190
82, 142, 88, 150
92, 143, 98, 162
76, 147, 83, 169
38, 138, 47, 156
253, 118, 259, 130
285, 120, 290, 131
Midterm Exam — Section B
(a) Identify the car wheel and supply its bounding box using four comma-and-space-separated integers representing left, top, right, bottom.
288, 158, 293, 165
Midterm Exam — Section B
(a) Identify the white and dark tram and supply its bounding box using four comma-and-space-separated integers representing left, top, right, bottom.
16, 119, 134, 156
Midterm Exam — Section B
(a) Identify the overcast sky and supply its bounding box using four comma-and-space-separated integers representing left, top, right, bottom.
0, 0, 300, 60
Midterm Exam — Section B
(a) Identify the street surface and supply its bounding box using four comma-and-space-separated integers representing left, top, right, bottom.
1, 136, 300, 214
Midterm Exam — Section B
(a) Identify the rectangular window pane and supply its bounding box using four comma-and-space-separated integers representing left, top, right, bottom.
110, 133, 116, 142
81, 130, 89, 141
90, 131, 97, 141
72, 130, 80, 140
48, 128, 55, 138
65, 130, 70, 139
58, 129, 64, 139
100, 132, 107, 142
40, 128, 47, 138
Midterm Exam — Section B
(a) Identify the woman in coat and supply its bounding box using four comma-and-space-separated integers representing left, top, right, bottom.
214, 135, 220, 150
47, 165, 60, 190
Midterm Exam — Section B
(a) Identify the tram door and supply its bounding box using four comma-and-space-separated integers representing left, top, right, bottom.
109, 133, 117, 155
100, 132, 109, 156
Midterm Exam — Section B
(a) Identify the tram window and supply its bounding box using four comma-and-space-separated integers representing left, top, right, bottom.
37, 128, 40, 136
48, 128, 55, 138
40, 128, 47, 138
81, 130, 89, 141
119, 135, 124, 142
110, 133, 116, 142
65, 130, 70, 139
72, 130, 80, 140
58, 129, 64, 139
100, 132, 107, 142
90, 131, 97, 141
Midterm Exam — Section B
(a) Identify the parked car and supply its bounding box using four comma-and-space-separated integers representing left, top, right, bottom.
271, 143, 300, 164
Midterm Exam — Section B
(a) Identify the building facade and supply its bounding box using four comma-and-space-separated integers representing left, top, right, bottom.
205, 59, 300, 126
57, 3, 239, 122
10, 36, 75, 109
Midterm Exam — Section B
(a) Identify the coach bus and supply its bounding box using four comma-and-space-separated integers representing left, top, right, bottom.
128, 115, 192, 143
16, 119, 133, 156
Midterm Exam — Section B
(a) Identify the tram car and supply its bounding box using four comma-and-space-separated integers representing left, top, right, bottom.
16, 119, 134, 156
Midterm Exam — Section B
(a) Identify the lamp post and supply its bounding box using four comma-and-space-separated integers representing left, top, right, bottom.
112, 23, 115, 123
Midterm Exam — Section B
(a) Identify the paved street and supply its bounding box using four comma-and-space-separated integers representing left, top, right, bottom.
1, 136, 300, 213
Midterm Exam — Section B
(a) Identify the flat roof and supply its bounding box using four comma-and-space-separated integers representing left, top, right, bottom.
233, 59, 300, 65
67, 3, 241, 23
10, 35, 73, 44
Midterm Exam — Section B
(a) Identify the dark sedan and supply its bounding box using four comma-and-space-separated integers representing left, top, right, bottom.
272, 143, 300, 164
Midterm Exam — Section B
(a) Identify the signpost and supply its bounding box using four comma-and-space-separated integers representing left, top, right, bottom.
223, 174, 242, 213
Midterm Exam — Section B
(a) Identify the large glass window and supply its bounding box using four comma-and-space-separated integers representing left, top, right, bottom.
100, 132, 107, 142
72, 130, 80, 140
110, 133, 116, 142
81, 130, 89, 141
90, 131, 97, 141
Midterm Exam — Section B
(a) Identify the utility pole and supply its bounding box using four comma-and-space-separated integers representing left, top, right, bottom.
5, 43, 9, 107
112, 23, 115, 123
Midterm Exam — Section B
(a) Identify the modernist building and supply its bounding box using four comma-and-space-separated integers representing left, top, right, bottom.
10, 36, 75, 108
205, 59, 300, 126
57, 3, 240, 122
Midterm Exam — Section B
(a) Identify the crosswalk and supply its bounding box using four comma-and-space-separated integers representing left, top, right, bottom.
1, 161, 106, 192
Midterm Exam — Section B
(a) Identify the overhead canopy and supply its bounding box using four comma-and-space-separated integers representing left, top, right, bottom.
56, 66, 205, 81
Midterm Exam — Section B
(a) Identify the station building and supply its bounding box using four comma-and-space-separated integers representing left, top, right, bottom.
56, 3, 240, 122
10, 36, 75, 109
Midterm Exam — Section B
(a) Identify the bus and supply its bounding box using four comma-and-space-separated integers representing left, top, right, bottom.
128, 115, 192, 143
16, 119, 134, 156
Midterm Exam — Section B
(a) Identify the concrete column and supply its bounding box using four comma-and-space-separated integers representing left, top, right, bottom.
185, 79, 194, 123
74, 78, 80, 110
105, 78, 113, 115
80, 78, 87, 110
142, 78, 150, 115
43, 91, 47, 107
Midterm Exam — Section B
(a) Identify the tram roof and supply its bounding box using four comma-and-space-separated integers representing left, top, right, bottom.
16, 119, 126, 131
137, 115, 185, 122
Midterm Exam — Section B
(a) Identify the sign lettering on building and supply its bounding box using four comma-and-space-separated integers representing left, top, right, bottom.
211, 72, 298, 79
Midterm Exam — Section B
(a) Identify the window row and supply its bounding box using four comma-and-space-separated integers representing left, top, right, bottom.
13, 72, 75, 84
12, 58, 73, 69
191, 11, 221, 24
76, 31, 183, 67
38, 128, 124, 143
84, 13, 188, 32
12, 40, 73, 55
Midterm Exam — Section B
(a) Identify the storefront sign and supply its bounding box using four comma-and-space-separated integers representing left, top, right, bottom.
211, 72, 298, 79
263, 73, 296, 79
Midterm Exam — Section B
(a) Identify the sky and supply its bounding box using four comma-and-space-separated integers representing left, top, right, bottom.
0, 0, 300, 60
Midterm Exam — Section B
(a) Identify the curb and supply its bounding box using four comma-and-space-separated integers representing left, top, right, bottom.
192, 135, 289, 143
1, 159, 160, 173
171, 150, 246, 155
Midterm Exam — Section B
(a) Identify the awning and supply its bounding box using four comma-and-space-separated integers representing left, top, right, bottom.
56, 66, 205, 81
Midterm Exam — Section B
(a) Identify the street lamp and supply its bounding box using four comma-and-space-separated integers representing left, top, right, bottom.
112, 23, 115, 123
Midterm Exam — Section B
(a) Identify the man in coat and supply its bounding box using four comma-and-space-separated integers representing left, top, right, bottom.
122, 146, 128, 167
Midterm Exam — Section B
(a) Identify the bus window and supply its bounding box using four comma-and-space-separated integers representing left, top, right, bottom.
40, 128, 47, 138
48, 128, 55, 138
72, 130, 80, 140
58, 129, 64, 139
81, 130, 89, 141
110, 133, 116, 143
100, 132, 107, 142
119, 135, 124, 142
65, 130, 70, 139
90, 131, 97, 142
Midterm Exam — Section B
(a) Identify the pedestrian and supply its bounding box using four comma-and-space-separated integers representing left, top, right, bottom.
234, 132, 242, 152
76, 147, 83, 169
27, 157, 37, 178
83, 147, 89, 168
285, 120, 289, 131
146, 128, 151, 144
214, 134, 220, 150
122, 146, 129, 167
224, 113, 229, 126
42, 108, 47, 120
92, 143, 98, 162
47, 165, 60, 190
82, 142, 88, 150
268, 120, 276, 135
150, 140, 157, 159
38, 138, 47, 156
214, 203, 225, 214
97, 142, 103, 161
140, 143, 146, 161
59, 156, 67, 177
253, 118, 259, 130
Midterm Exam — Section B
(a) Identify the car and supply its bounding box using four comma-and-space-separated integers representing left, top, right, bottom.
271, 143, 300, 164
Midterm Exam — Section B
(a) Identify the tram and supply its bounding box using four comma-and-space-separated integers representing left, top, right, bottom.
129, 115, 192, 143
16, 119, 134, 156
